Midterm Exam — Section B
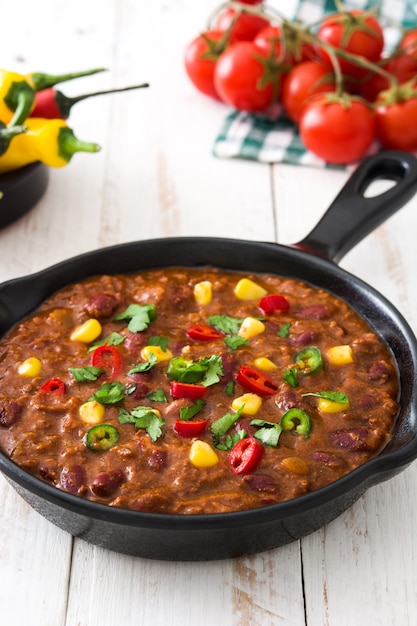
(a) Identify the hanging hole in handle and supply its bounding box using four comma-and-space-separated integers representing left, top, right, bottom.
363, 178, 397, 198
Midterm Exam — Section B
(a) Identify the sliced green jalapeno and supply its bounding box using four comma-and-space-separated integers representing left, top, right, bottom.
84, 423, 120, 451
294, 346, 323, 376
280, 408, 311, 438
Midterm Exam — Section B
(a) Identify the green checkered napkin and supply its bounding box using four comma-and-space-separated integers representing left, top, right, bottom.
212, 0, 417, 167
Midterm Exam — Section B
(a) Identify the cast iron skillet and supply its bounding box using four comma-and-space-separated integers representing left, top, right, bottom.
1, 150, 417, 561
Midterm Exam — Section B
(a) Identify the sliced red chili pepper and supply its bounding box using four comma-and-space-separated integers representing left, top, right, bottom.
91, 344, 124, 379
227, 437, 264, 475
258, 294, 290, 314
174, 419, 208, 437
170, 381, 208, 400
187, 324, 225, 341
236, 365, 278, 397
39, 378, 66, 395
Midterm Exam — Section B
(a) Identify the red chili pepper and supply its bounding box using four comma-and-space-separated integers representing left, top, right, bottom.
91, 344, 124, 379
170, 381, 208, 400
30, 83, 149, 120
174, 419, 208, 437
186, 324, 225, 341
227, 437, 264, 474
258, 294, 290, 314
236, 365, 278, 396
39, 378, 66, 395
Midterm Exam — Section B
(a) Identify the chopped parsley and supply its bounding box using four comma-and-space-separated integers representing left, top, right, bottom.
148, 335, 170, 351
146, 389, 167, 402
69, 366, 104, 382
91, 381, 126, 404
179, 399, 206, 421
118, 406, 165, 442
114, 303, 157, 333
278, 322, 291, 338
88, 331, 125, 352
251, 419, 282, 447
128, 352, 157, 374
303, 391, 349, 404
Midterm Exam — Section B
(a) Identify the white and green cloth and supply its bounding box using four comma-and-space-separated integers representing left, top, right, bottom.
212, 0, 417, 167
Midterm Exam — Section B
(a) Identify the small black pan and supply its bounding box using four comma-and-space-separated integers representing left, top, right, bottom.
1, 150, 417, 561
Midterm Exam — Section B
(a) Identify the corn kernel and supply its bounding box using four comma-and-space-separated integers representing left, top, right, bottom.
232, 393, 262, 415
193, 280, 212, 305
318, 398, 350, 413
79, 400, 105, 424
234, 278, 267, 300
18, 357, 42, 377
189, 440, 219, 468
282, 456, 310, 475
253, 357, 277, 371
326, 345, 354, 366
70, 319, 102, 343
141, 345, 173, 362
238, 317, 265, 339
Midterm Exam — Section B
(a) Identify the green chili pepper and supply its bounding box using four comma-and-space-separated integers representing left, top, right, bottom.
280, 408, 311, 438
84, 423, 120, 451
294, 346, 323, 376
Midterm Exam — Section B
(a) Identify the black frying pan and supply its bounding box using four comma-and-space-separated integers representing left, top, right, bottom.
0, 150, 417, 561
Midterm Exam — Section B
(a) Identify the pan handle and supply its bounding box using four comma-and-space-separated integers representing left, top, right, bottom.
294, 150, 417, 264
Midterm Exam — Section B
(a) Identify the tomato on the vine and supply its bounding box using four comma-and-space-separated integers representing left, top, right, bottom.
317, 10, 384, 79
215, 7, 270, 43
281, 60, 336, 123
254, 24, 315, 66
299, 94, 375, 164
360, 54, 417, 102
375, 91, 417, 151
214, 41, 280, 112
399, 28, 417, 60
184, 30, 226, 99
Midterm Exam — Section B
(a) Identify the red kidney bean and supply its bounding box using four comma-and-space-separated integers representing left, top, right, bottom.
367, 360, 392, 382
275, 389, 297, 411
170, 285, 192, 308
128, 373, 151, 399
124, 332, 147, 353
297, 304, 329, 320
221, 352, 236, 381
147, 449, 168, 471
91, 469, 125, 497
0, 402, 22, 428
60, 465, 87, 494
359, 394, 377, 409
329, 428, 370, 451
311, 450, 347, 469
39, 465, 57, 482
84, 292, 118, 318
131, 492, 169, 512
290, 329, 317, 347
243, 474, 279, 492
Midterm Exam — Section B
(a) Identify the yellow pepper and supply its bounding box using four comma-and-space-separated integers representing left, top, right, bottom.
0, 118, 100, 173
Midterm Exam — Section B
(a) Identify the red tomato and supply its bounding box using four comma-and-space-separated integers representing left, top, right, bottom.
375, 96, 417, 151
281, 60, 336, 123
39, 378, 66, 395
187, 324, 225, 341
227, 437, 264, 475
170, 381, 208, 400
215, 7, 270, 43
360, 55, 417, 102
299, 95, 376, 164
258, 294, 290, 314
91, 344, 124, 379
238, 0, 264, 4
254, 25, 316, 66
214, 42, 278, 112
184, 30, 226, 99
236, 365, 278, 396
174, 419, 208, 438
317, 10, 384, 79
399, 28, 417, 60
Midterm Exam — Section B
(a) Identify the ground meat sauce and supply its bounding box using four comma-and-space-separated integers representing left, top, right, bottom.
0, 267, 399, 514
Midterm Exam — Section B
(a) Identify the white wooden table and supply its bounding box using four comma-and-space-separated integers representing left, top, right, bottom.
1, 2, 416, 624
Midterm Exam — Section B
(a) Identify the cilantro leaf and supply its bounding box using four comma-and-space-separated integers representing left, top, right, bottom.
284, 366, 299, 388
224, 335, 248, 351
200, 354, 224, 387
69, 366, 104, 382
278, 322, 291, 338
214, 430, 247, 451
210, 405, 244, 438
179, 399, 206, 421
251, 419, 282, 447
302, 391, 349, 404
225, 380, 235, 397
146, 389, 167, 402
91, 381, 126, 404
114, 304, 157, 333
89, 332, 125, 352
208, 314, 244, 336
118, 406, 165, 442
128, 352, 157, 374
148, 336, 169, 351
